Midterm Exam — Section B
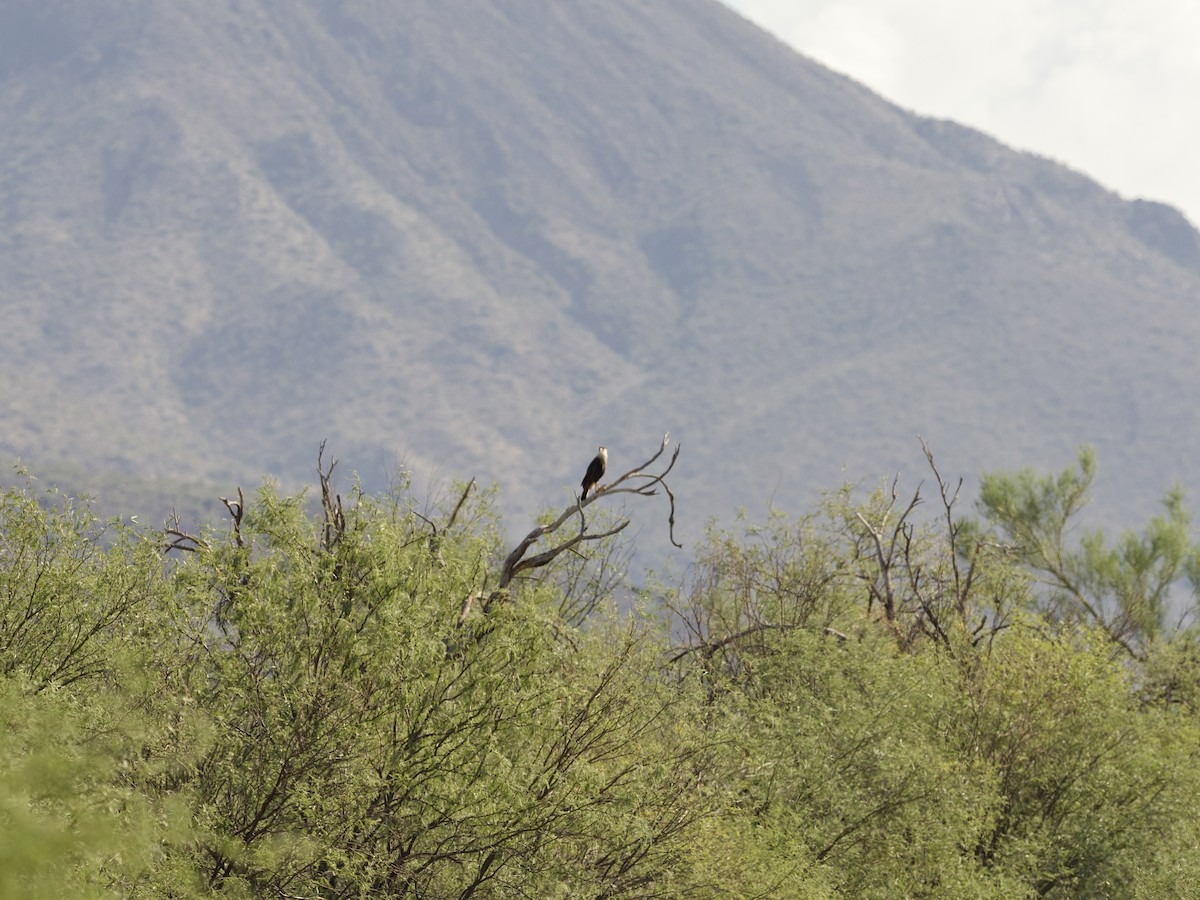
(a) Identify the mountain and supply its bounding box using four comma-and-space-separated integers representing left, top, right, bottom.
3, 0, 1199, 550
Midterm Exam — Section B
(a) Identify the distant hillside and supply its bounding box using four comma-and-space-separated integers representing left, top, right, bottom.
3, 0, 1199, 546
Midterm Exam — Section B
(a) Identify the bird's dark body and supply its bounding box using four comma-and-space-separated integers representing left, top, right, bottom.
581, 447, 607, 499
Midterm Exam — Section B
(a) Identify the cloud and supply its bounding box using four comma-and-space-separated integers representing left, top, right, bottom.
722, 0, 1200, 225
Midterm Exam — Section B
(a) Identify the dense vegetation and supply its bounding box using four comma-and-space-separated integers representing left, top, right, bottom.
3, 445, 1199, 898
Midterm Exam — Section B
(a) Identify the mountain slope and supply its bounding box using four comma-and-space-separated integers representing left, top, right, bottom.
2, 0, 1199, 543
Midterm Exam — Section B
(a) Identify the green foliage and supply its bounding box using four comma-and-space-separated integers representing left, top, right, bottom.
976, 446, 1200, 657
0, 675, 120, 900
723, 628, 1002, 898
671, 478, 1200, 898
2, 455, 1199, 898
0, 666, 204, 899
0, 480, 162, 688
1140, 630, 1200, 710
666, 507, 857, 666
958, 624, 1195, 896
165, 480, 720, 896
0, 478, 209, 898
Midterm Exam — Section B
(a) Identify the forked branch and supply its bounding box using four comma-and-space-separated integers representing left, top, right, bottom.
162, 486, 245, 555
459, 433, 682, 626
163, 508, 209, 554
318, 440, 345, 552
584, 432, 682, 549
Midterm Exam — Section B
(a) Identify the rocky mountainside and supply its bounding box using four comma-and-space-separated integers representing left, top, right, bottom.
3, 0, 1199, 546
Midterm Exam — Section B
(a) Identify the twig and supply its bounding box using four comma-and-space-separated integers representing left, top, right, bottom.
219, 487, 245, 549
318, 440, 345, 552
163, 507, 209, 553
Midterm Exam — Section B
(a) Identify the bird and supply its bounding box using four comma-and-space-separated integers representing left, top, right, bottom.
581, 446, 607, 499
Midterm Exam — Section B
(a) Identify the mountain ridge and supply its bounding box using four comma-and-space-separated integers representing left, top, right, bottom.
2, 0, 1198, 546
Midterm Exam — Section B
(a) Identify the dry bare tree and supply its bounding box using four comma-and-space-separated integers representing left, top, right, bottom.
458, 433, 681, 626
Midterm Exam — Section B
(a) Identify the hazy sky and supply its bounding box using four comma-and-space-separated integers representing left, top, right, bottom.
722, 0, 1200, 226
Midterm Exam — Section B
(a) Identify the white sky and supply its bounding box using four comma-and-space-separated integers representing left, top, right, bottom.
722, 0, 1200, 226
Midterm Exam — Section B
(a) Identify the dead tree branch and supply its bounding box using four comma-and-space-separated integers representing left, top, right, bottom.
163, 507, 209, 554
919, 438, 1014, 650
462, 501, 630, 625
853, 476, 922, 624
444, 477, 476, 532
220, 487, 246, 549
920, 439, 972, 616
163, 487, 245, 555
318, 440, 345, 552
668, 621, 846, 665
583, 432, 682, 549
458, 433, 681, 626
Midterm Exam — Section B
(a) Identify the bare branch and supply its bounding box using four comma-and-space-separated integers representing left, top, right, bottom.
850, 479, 924, 650
163, 507, 209, 554
670, 618, 848, 670
318, 440, 345, 552
669, 620, 801, 664
457, 590, 484, 628
920, 439, 1023, 651
602, 432, 673, 491
165, 485, 247, 555
459, 434, 681, 626
582, 433, 682, 548
220, 486, 245, 549
491, 501, 630, 597
502, 521, 630, 589
445, 477, 476, 531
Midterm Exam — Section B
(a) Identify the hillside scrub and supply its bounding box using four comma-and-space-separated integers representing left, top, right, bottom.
1, 448, 1199, 899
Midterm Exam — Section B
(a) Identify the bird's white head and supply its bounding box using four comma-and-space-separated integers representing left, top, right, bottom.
598, 446, 607, 462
